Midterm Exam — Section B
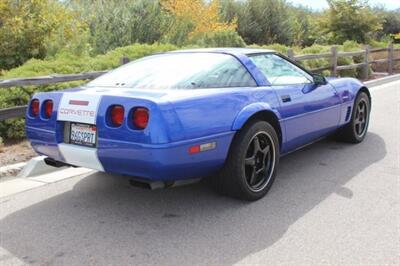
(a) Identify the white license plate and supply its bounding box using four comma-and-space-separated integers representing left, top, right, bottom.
70, 123, 97, 147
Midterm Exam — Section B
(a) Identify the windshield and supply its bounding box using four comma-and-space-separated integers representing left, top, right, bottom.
87, 53, 256, 89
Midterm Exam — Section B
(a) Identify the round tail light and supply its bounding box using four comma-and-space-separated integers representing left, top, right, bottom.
133, 107, 149, 129
30, 99, 40, 117
110, 105, 124, 127
44, 100, 53, 118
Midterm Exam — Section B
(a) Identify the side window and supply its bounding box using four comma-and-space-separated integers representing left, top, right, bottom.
250, 54, 313, 85
190, 57, 257, 88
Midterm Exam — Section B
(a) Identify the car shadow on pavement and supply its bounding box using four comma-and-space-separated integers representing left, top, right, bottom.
0, 132, 386, 265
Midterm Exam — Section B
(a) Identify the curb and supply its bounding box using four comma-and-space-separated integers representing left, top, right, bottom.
0, 161, 27, 178
1, 74, 399, 179
364, 74, 400, 87
0, 167, 94, 198
17, 156, 67, 178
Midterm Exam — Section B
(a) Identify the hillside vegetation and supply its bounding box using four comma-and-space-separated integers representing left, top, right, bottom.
0, 0, 399, 140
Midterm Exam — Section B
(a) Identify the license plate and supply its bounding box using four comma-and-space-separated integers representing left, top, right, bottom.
70, 123, 97, 147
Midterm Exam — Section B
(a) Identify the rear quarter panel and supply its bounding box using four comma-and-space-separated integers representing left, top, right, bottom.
165, 87, 281, 140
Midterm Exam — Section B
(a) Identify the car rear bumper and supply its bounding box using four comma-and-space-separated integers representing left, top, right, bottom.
27, 125, 234, 181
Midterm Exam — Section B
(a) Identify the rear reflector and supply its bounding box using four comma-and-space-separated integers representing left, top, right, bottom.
189, 142, 216, 154
133, 107, 149, 129
110, 105, 124, 127
69, 100, 89, 106
30, 99, 40, 117
189, 146, 201, 154
44, 100, 53, 118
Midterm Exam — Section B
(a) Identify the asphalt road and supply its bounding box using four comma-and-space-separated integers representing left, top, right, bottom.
1, 81, 399, 265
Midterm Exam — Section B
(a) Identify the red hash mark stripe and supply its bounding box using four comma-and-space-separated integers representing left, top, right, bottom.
69, 100, 89, 106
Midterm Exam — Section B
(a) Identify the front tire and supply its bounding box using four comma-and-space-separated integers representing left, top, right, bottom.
213, 120, 280, 201
336, 91, 371, 143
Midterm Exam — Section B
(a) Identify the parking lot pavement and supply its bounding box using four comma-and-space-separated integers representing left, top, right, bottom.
0, 81, 399, 265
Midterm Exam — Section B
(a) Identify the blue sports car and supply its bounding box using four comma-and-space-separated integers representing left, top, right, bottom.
26, 48, 371, 200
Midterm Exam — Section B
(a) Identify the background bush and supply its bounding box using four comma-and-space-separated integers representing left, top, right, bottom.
0, 0, 399, 141
0, 43, 178, 140
2, 40, 398, 141
190, 30, 246, 47
0, 0, 88, 70
2, 0, 398, 71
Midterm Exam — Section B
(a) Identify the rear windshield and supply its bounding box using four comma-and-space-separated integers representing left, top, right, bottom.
87, 53, 257, 89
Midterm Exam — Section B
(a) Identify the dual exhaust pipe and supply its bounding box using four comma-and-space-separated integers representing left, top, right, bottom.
44, 157, 199, 190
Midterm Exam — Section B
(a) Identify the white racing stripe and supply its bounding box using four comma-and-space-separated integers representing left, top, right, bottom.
57, 93, 102, 124
58, 143, 104, 171
369, 80, 400, 92
57, 93, 104, 170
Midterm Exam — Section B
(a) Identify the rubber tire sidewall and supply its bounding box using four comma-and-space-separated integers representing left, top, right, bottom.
218, 120, 280, 201
351, 92, 370, 142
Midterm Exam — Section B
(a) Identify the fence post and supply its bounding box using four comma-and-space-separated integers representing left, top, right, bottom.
388, 43, 394, 75
120, 57, 130, 65
287, 49, 294, 60
363, 45, 370, 80
331, 46, 338, 77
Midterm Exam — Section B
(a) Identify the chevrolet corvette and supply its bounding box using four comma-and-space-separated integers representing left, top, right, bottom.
26, 48, 371, 200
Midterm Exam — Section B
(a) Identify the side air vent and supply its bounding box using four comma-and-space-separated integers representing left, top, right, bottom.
345, 106, 352, 121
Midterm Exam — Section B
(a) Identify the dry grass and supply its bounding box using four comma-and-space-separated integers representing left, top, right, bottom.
0, 140, 36, 166
370, 50, 400, 73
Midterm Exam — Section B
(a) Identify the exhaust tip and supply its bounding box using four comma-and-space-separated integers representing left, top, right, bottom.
44, 157, 72, 168
129, 179, 154, 190
44, 157, 66, 168
129, 178, 175, 190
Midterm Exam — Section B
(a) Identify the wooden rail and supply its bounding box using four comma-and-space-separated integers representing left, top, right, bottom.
0, 106, 27, 121
0, 71, 107, 89
288, 43, 400, 77
1, 45, 399, 121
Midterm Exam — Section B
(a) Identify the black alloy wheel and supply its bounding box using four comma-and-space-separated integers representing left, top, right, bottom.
244, 131, 276, 192
212, 120, 280, 201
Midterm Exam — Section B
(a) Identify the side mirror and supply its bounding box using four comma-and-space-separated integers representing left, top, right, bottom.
312, 73, 327, 86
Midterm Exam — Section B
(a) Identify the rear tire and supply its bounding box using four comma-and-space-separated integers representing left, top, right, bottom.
336, 92, 370, 143
212, 120, 280, 201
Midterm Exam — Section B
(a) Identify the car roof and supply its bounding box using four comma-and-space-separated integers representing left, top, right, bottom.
166, 47, 275, 56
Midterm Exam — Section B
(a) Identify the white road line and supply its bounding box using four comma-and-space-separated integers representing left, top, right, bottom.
0, 178, 44, 198
29, 167, 93, 184
0, 78, 398, 199
0, 167, 94, 198
369, 80, 400, 92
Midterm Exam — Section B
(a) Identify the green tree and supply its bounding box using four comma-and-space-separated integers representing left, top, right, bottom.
190, 29, 246, 47
318, 0, 382, 44
220, 0, 293, 45
67, 0, 171, 54
0, 0, 87, 70
381, 9, 400, 35
288, 6, 318, 47
219, 0, 241, 23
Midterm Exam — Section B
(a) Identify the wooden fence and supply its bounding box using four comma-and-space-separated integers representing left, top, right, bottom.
1, 44, 399, 121
287, 43, 400, 78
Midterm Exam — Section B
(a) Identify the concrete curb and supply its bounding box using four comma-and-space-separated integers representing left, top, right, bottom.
364, 74, 400, 87
0, 161, 27, 178
17, 156, 67, 178
0, 167, 94, 198
1, 74, 399, 180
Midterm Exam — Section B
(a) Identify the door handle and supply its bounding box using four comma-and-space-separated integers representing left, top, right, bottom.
281, 95, 291, 103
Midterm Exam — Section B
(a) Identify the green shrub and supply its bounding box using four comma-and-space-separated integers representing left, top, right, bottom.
1, 43, 178, 79
0, 43, 178, 140
190, 30, 246, 48
0, 41, 388, 141
297, 44, 331, 73
0, 0, 89, 70
248, 43, 292, 54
